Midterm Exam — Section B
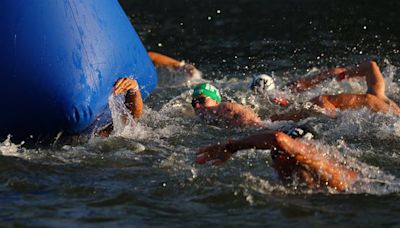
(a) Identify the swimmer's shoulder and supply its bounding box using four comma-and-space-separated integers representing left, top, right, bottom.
219, 101, 253, 111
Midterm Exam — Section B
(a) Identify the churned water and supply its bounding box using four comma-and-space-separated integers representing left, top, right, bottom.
1, 0, 400, 226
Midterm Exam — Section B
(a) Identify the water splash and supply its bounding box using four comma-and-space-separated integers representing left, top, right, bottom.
1, 62, 399, 197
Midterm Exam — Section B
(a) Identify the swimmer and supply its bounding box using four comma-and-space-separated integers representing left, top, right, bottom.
191, 83, 265, 128
249, 74, 276, 94
97, 53, 201, 137
96, 52, 201, 137
96, 78, 143, 137
196, 129, 359, 191
268, 61, 400, 121
148, 51, 203, 85
190, 82, 320, 128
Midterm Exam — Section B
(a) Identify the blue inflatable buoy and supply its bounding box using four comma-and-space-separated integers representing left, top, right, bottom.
0, 0, 157, 142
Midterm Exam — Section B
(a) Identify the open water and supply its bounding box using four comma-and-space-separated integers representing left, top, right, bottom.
1, 0, 400, 226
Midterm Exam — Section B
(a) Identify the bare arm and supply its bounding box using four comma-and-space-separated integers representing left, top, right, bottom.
288, 67, 347, 93
218, 102, 265, 127
270, 98, 337, 121
148, 51, 184, 70
124, 89, 143, 119
148, 51, 202, 79
196, 131, 359, 191
96, 78, 143, 137
196, 130, 280, 165
345, 61, 386, 98
288, 61, 386, 97
275, 132, 359, 191
114, 78, 143, 119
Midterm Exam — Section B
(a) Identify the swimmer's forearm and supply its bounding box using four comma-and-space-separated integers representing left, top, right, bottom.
288, 73, 332, 92
148, 51, 183, 69
225, 131, 278, 153
288, 67, 347, 92
125, 89, 143, 119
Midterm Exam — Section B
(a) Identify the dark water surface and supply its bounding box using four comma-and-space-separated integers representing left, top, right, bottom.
1, 0, 400, 226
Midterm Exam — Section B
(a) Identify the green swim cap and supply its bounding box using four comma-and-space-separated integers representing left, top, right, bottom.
192, 83, 221, 103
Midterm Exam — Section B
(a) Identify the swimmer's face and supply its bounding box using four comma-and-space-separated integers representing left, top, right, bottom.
191, 95, 219, 109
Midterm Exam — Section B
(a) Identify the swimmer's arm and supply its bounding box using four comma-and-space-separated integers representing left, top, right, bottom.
125, 88, 143, 119
288, 67, 347, 93
275, 132, 359, 191
288, 60, 386, 95
148, 51, 184, 70
196, 131, 279, 165
148, 51, 201, 78
114, 78, 143, 119
271, 95, 340, 121
345, 61, 386, 98
95, 78, 142, 138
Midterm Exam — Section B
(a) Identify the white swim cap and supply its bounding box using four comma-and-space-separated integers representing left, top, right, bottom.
250, 74, 276, 93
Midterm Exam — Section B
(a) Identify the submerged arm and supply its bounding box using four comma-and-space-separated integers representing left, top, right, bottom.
288, 67, 347, 93
270, 109, 318, 122
269, 100, 336, 122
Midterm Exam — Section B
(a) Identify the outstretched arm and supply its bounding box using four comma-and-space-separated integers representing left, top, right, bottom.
288, 67, 347, 93
196, 130, 279, 165
148, 51, 184, 70
148, 51, 201, 78
196, 131, 359, 191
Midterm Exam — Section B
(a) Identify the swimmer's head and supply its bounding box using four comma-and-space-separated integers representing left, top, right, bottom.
250, 74, 276, 94
284, 125, 315, 140
271, 125, 315, 161
192, 83, 222, 104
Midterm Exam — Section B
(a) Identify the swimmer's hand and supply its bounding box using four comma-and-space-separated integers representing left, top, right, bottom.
196, 143, 232, 165
178, 63, 202, 79
114, 78, 139, 96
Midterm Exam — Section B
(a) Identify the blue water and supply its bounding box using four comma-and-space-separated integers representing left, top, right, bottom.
1, 0, 400, 226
